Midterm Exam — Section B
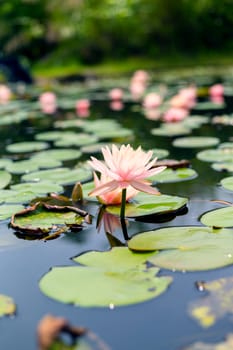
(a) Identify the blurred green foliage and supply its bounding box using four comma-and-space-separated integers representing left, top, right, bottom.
0, 0, 233, 65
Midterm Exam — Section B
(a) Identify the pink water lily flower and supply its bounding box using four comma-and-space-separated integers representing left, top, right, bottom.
88, 144, 166, 197
93, 172, 138, 205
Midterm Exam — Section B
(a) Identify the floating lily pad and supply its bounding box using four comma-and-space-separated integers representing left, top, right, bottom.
192, 101, 225, 111
0, 294, 16, 317
29, 155, 62, 169
81, 119, 120, 133
10, 181, 63, 195
39, 247, 172, 307
0, 170, 12, 189
172, 136, 219, 148
81, 142, 115, 154
0, 189, 36, 204
0, 159, 13, 169
189, 276, 233, 328
152, 148, 169, 159
106, 193, 188, 218
220, 176, 233, 191
0, 204, 24, 220
182, 115, 209, 128
35, 131, 66, 141
200, 206, 233, 228
6, 160, 39, 174
74, 247, 157, 269
54, 119, 85, 129
151, 124, 190, 137
11, 202, 88, 235
6, 141, 49, 153
94, 128, 133, 140
211, 161, 233, 172
128, 226, 233, 271
149, 167, 198, 183
22, 167, 92, 185
32, 149, 82, 161
54, 133, 98, 147
197, 148, 233, 162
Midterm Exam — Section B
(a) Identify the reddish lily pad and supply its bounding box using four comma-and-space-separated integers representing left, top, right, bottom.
11, 202, 90, 237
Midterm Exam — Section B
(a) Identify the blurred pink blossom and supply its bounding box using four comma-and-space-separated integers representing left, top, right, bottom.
209, 84, 224, 97
39, 92, 57, 114
75, 99, 90, 118
88, 144, 166, 197
109, 88, 124, 101
163, 107, 188, 123
0, 84, 12, 104
143, 92, 162, 109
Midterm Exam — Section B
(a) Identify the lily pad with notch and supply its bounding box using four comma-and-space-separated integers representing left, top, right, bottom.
128, 226, 233, 271
149, 167, 198, 183
32, 149, 82, 162
39, 247, 172, 307
106, 192, 188, 220
200, 206, 233, 228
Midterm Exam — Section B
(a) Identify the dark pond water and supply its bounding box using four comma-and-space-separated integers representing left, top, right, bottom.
0, 77, 233, 350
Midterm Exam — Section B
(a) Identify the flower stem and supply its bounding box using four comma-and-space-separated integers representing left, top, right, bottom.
120, 188, 129, 240
120, 188, 127, 221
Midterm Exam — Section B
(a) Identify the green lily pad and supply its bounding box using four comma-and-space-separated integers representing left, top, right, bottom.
211, 161, 233, 172
10, 181, 63, 195
35, 131, 66, 141
21, 167, 92, 186
172, 136, 219, 148
0, 170, 12, 189
54, 119, 85, 129
29, 156, 62, 169
6, 141, 49, 153
32, 149, 82, 161
151, 124, 191, 137
74, 247, 158, 269
0, 294, 16, 317
0, 204, 24, 220
200, 206, 233, 227
221, 176, 233, 191
6, 160, 39, 174
152, 148, 169, 159
189, 276, 233, 328
149, 167, 198, 183
128, 226, 233, 271
0, 159, 13, 169
81, 119, 120, 133
197, 148, 233, 162
94, 128, 133, 140
106, 193, 188, 218
0, 189, 36, 204
192, 101, 225, 111
39, 247, 172, 307
81, 142, 115, 154
182, 115, 209, 128
54, 133, 98, 147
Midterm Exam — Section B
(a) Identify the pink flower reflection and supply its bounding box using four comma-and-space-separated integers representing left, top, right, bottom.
0, 84, 12, 104
97, 210, 123, 234
75, 99, 90, 118
39, 92, 57, 114
110, 100, 124, 111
